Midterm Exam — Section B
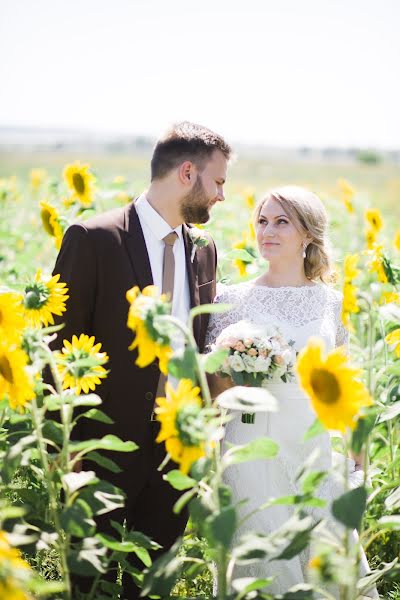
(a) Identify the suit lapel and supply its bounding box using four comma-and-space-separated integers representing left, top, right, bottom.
122, 201, 154, 290
183, 224, 201, 344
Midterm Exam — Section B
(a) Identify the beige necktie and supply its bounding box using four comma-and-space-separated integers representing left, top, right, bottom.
152, 231, 178, 419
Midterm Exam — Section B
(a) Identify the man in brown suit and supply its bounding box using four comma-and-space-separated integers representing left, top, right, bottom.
51, 121, 231, 598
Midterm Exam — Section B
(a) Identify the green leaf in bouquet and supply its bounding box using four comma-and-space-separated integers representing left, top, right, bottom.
60, 498, 96, 538
190, 302, 233, 319
141, 538, 182, 597
80, 408, 114, 424
202, 348, 229, 373
225, 437, 279, 465
86, 451, 122, 474
331, 486, 367, 531
168, 346, 197, 382
163, 469, 197, 490
205, 505, 237, 548
70, 434, 138, 454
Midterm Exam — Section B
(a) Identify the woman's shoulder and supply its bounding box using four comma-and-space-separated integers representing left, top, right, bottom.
214, 281, 253, 303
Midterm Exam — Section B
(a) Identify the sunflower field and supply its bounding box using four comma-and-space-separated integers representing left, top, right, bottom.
0, 151, 400, 600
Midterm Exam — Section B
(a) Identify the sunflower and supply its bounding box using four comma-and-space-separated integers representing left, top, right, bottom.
0, 342, 35, 411
56, 334, 108, 394
337, 178, 355, 214
385, 329, 400, 358
368, 244, 388, 283
380, 291, 400, 305
126, 285, 172, 374
233, 234, 255, 277
394, 230, 400, 252
0, 531, 30, 570
365, 227, 377, 250
0, 581, 30, 600
39, 201, 64, 249
341, 254, 360, 330
29, 168, 47, 192
244, 189, 256, 209
0, 292, 25, 342
63, 162, 95, 207
365, 208, 383, 233
155, 379, 206, 474
23, 270, 69, 328
296, 337, 372, 432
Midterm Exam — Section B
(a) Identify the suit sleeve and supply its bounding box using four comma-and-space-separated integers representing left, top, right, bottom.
47, 223, 97, 441
51, 223, 97, 348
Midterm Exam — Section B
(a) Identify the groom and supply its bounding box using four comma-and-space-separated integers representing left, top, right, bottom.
51, 121, 231, 597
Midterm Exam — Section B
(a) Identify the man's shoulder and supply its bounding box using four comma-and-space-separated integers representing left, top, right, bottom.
77, 202, 133, 233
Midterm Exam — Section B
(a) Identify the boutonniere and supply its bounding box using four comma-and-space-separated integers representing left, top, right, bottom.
188, 226, 209, 263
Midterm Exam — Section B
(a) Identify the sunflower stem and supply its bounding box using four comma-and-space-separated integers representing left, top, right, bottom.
31, 395, 71, 599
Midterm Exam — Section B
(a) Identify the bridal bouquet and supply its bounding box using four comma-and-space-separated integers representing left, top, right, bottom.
211, 320, 296, 422
213, 320, 296, 386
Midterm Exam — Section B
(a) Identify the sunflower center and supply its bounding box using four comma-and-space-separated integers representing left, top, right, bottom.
0, 355, 14, 384
175, 404, 205, 447
72, 173, 85, 195
24, 282, 49, 309
41, 210, 55, 236
310, 368, 340, 405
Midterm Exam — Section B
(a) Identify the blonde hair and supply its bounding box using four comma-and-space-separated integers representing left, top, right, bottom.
253, 186, 334, 283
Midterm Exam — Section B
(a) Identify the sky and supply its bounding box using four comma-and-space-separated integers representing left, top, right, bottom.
0, 0, 399, 148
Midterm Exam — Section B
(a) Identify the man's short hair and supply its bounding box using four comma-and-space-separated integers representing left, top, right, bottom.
151, 121, 231, 181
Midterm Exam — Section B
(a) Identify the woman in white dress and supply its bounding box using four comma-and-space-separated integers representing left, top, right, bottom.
205, 186, 378, 598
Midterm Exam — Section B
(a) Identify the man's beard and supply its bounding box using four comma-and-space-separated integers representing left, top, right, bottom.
180, 175, 212, 224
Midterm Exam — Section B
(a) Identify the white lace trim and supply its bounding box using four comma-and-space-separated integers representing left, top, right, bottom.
205, 281, 349, 351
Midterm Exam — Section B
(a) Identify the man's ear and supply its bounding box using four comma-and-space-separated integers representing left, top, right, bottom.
178, 161, 195, 185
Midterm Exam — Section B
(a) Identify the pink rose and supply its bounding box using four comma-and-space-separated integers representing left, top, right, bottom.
248, 348, 258, 356
235, 341, 246, 352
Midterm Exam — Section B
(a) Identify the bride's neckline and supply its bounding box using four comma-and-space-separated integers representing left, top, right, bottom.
241, 280, 322, 290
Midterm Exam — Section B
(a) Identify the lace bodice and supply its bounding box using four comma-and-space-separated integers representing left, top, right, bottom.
205, 281, 348, 352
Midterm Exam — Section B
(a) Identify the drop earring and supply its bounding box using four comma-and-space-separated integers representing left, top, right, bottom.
302, 241, 307, 258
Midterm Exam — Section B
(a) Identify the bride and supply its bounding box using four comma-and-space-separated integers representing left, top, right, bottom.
205, 186, 378, 598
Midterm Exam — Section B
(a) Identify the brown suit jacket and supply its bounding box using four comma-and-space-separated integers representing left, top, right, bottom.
51, 200, 217, 453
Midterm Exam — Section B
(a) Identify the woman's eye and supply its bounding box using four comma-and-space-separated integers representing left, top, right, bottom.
258, 219, 266, 225
278, 219, 288, 225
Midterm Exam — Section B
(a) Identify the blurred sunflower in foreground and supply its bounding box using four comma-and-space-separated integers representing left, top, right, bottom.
56, 333, 108, 394
0, 341, 35, 411
63, 162, 96, 208
155, 379, 207, 474
126, 285, 173, 374
39, 200, 64, 249
296, 337, 372, 433
23, 270, 69, 328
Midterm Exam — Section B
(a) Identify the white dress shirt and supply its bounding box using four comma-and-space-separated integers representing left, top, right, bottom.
135, 194, 191, 356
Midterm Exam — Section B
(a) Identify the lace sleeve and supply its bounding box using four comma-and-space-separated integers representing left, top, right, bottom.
333, 290, 350, 349
204, 286, 243, 351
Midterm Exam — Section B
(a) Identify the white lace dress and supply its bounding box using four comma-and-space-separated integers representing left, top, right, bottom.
205, 282, 378, 598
